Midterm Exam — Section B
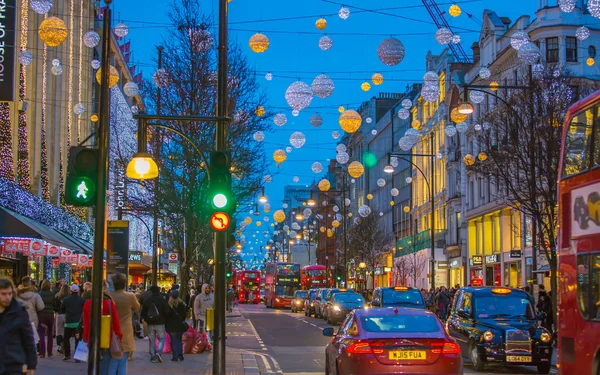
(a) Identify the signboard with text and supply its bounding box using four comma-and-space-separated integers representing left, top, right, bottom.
107, 220, 129, 277
114, 161, 127, 211
0, 0, 16, 102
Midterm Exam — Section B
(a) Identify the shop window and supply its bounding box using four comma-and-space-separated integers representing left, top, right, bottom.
546, 37, 559, 63
577, 253, 600, 321
589, 46, 597, 59
563, 108, 594, 176
592, 106, 600, 168
566, 37, 578, 62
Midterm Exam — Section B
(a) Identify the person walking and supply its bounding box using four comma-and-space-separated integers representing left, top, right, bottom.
140, 285, 169, 363
81, 282, 92, 300
16, 277, 45, 335
60, 284, 84, 361
54, 284, 69, 354
83, 281, 123, 375
189, 289, 198, 330
166, 290, 188, 362
109, 273, 140, 373
437, 286, 451, 321
0, 278, 37, 375
37, 280, 57, 358
193, 284, 214, 343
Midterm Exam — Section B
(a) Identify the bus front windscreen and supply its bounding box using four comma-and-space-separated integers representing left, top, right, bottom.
278, 263, 300, 277
275, 285, 298, 298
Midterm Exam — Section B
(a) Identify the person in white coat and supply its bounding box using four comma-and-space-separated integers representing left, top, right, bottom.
193, 284, 214, 342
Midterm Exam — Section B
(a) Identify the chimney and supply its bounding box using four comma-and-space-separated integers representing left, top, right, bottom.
471, 42, 480, 64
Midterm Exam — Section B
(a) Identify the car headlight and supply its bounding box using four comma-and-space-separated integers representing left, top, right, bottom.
540, 332, 551, 343
482, 330, 494, 342
310, 303, 314, 306
296, 300, 302, 304
275, 298, 280, 302
333, 305, 341, 311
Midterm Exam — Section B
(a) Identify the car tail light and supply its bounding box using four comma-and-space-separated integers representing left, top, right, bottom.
347, 341, 384, 355
430, 341, 460, 354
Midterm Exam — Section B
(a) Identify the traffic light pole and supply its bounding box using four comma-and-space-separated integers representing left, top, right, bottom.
88, 2, 111, 374
213, 0, 229, 372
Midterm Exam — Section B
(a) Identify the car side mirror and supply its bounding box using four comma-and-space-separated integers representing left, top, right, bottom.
457, 309, 471, 318
323, 327, 335, 337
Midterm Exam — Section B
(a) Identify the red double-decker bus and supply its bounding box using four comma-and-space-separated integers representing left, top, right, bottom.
264, 262, 301, 308
233, 270, 261, 304
557, 90, 600, 375
301, 265, 327, 289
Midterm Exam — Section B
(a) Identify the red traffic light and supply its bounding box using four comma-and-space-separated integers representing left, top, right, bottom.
210, 212, 231, 231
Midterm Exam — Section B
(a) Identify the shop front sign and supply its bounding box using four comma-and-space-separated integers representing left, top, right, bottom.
0, 0, 17, 102
129, 251, 143, 263
470, 255, 483, 266
510, 249, 522, 259
449, 258, 463, 269
485, 254, 499, 263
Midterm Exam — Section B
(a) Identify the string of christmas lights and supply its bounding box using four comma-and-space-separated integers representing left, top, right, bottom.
0, 104, 15, 181
40, 41, 50, 202
16, 0, 30, 191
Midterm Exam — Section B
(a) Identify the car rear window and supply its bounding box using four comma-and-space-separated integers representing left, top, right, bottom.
382, 289, 424, 307
334, 294, 364, 303
360, 315, 441, 333
295, 291, 308, 299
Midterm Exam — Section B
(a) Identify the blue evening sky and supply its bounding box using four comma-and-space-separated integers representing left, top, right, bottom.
114, 0, 538, 261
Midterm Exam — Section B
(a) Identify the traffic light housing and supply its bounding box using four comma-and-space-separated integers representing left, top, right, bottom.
208, 151, 235, 231
65, 147, 99, 206
226, 262, 232, 278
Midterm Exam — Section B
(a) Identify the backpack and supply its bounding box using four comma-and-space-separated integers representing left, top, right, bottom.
147, 302, 160, 321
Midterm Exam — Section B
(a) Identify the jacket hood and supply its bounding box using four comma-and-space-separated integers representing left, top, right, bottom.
202, 284, 210, 294
17, 286, 38, 299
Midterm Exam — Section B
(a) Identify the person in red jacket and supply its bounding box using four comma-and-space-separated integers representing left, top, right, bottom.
82, 281, 123, 374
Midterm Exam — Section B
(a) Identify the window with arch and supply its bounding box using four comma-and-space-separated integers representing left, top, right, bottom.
589, 45, 597, 58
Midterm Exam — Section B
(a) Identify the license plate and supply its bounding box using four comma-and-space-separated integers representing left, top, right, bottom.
507, 355, 532, 362
285, 304, 291, 307
389, 351, 427, 360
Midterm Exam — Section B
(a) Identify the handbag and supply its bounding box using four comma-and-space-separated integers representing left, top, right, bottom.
172, 303, 190, 331
107, 297, 124, 359
73, 341, 89, 362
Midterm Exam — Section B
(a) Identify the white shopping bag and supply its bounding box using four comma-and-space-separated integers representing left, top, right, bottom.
74, 341, 89, 362
31, 322, 40, 344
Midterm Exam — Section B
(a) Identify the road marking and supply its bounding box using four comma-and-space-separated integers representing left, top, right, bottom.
247, 318, 269, 352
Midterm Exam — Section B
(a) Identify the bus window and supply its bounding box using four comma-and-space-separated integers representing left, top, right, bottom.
593, 107, 600, 167
577, 253, 600, 320
563, 108, 594, 177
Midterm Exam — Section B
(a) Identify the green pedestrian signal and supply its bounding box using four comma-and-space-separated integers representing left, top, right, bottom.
65, 147, 99, 207
208, 151, 236, 230
336, 275, 341, 281
226, 271, 232, 278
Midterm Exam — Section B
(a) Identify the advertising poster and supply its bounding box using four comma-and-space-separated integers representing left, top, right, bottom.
107, 220, 129, 277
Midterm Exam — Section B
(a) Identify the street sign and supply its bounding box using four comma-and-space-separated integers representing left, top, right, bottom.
168, 252, 178, 262
210, 212, 231, 231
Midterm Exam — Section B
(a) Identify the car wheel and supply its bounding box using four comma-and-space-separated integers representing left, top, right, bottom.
537, 363, 551, 374
469, 341, 485, 372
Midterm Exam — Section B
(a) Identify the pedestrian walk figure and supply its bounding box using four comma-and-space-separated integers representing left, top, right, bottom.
76, 181, 88, 199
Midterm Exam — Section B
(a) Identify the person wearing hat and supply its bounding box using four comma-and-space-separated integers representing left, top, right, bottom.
166, 290, 188, 362
59, 284, 85, 361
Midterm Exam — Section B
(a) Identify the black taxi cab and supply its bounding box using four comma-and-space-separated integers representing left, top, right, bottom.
371, 286, 426, 309
446, 287, 553, 374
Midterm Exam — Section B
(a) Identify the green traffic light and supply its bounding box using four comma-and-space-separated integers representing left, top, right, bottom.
213, 193, 228, 208
67, 176, 96, 205
226, 272, 232, 278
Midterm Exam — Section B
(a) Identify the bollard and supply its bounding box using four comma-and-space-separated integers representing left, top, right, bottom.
206, 307, 214, 332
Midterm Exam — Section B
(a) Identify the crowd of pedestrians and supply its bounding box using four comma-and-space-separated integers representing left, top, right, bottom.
0, 275, 217, 375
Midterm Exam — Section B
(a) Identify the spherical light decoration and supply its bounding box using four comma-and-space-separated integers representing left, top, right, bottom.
478, 67, 491, 79
478, 152, 488, 161
336, 144, 347, 153
244, 217, 252, 225
348, 161, 365, 178
18, 51, 33, 66
372, 73, 384, 85
390, 188, 399, 197
318, 179, 331, 191
316, 18, 327, 30
256, 221, 262, 227
589, 0, 600, 17
435, 28, 453, 45
358, 205, 371, 218
331, 220, 340, 228
336, 151, 350, 164
449, 3, 461, 16
73, 103, 85, 115
286, 146, 292, 153
285, 81, 313, 111
469, 90, 485, 104
327, 229, 334, 238
412, 119, 422, 130
450, 107, 468, 123
421, 84, 440, 102
361, 82, 371, 91
82, 31, 101, 49
91, 114, 99, 122
91, 59, 101, 69
559, 0, 576, 12
339, 7, 350, 19
245, 37, 269, 58
405, 176, 413, 184
263, 217, 270, 222
366, 194, 373, 201
456, 122, 469, 133
253, 131, 265, 142
398, 108, 410, 120
273, 149, 287, 163
318, 36, 333, 51
290, 131, 306, 148
333, 205, 339, 213
303, 208, 312, 217
463, 154, 476, 166
52, 58, 60, 66
292, 223, 300, 231
401, 98, 413, 109
312, 74, 334, 98
292, 109, 300, 117
283, 203, 289, 209
390, 157, 399, 168
371, 129, 377, 136
510, 31, 529, 50
123, 82, 139, 97
338, 109, 362, 133
423, 71, 439, 86
490, 81, 499, 91
445, 125, 457, 137
344, 198, 351, 207
587, 57, 596, 66
264, 174, 273, 184
338, 106, 345, 113
153, 68, 172, 88
377, 37, 405, 66
474, 123, 482, 131
255, 106, 265, 117
310, 113, 323, 127
377, 178, 386, 187
95, 65, 119, 88
265, 72, 273, 81
332, 131, 341, 139
452, 34, 461, 44
39, 17, 68, 47
406, 128, 421, 143
114, 23, 129, 38
312, 162, 323, 173
483, 122, 491, 130
518, 42, 541, 64
437, 152, 443, 159
576, 26, 590, 41
398, 137, 413, 151
272, 113, 287, 127
188, 29, 213, 52
293, 176, 300, 182
31, 0, 52, 14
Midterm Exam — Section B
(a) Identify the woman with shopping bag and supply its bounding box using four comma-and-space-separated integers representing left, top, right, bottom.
166, 290, 188, 362
82, 281, 123, 375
